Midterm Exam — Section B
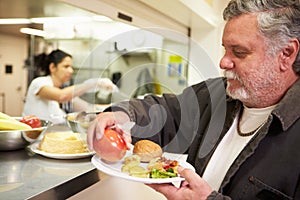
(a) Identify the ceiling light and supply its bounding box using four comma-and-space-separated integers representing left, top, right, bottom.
0, 18, 31, 24
0, 15, 112, 25
31, 17, 91, 24
20, 28, 46, 37
92, 15, 113, 22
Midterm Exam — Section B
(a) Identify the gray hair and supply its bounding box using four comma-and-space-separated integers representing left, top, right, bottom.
223, 0, 300, 76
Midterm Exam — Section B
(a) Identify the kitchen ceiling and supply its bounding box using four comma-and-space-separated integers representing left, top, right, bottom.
0, 0, 100, 38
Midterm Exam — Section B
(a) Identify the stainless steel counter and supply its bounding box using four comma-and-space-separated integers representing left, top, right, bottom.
0, 124, 99, 200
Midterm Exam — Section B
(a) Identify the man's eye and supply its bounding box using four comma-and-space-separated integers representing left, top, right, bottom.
233, 51, 247, 58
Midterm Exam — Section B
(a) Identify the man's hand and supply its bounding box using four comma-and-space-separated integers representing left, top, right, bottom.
87, 111, 132, 150
147, 166, 213, 200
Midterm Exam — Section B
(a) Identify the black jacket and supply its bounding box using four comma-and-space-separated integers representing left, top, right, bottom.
111, 77, 300, 200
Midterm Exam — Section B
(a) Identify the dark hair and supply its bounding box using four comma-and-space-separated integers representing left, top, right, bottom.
223, 0, 300, 76
38, 49, 72, 75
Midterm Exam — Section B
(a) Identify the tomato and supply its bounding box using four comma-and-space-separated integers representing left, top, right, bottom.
20, 115, 42, 128
93, 128, 127, 162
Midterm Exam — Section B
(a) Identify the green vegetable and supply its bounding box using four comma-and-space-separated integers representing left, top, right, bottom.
150, 169, 177, 178
166, 168, 174, 173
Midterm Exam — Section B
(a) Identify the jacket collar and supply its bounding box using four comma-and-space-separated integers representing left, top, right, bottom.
272, 78, 300, 131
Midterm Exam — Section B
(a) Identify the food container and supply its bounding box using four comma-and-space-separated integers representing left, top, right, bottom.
65, 112, 97, 134
0, 118, 51, 151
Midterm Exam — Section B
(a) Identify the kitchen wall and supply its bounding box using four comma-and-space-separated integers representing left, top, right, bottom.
63, 0, 228, 83
37, 23, 189, 99
0, 0, 228, 116
0, 25, 189, 115
0, 33, 28, 116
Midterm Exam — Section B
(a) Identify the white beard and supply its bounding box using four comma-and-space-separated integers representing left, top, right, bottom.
224, 70, 249, 100
224, 62, 283, 107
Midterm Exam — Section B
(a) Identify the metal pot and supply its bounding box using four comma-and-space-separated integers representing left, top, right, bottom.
65, 112, 97, 134
0, 118, 51, 151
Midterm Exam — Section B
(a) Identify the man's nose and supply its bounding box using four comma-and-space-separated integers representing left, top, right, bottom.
219, 55, 234, 70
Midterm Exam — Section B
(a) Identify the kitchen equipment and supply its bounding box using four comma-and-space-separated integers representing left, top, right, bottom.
66, 112, 97, 133
0, 118, 51, 151
75, 111, 101, 122
66, 111, 135, 135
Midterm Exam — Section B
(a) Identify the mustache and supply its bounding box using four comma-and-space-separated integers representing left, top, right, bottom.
224, 70, 241, 82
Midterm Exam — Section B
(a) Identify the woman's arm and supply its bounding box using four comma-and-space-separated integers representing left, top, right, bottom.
37, 83, 91, 103
38, 78, 117, 103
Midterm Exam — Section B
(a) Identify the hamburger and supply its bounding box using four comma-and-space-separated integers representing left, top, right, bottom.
133, 140, 162, 162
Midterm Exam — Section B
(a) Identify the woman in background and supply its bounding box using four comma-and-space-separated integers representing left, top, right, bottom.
23, 49, 116, 124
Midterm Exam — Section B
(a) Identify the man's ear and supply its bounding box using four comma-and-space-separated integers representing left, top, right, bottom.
279, 38, 299, 71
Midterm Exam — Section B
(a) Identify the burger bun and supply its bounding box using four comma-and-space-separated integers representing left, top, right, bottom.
133, 140, 162, 162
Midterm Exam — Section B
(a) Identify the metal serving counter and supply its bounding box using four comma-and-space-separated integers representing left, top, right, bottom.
0, 125, 99, 200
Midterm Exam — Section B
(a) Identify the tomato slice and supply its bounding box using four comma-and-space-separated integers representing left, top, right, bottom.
20, 115, 42, 128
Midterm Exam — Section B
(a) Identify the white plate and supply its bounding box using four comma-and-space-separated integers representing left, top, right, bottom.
91, 150, 195, 185
29, 142, 95, 159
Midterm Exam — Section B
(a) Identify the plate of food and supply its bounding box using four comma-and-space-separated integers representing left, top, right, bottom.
29, 132, 95, 159
91, 139, 195, 185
